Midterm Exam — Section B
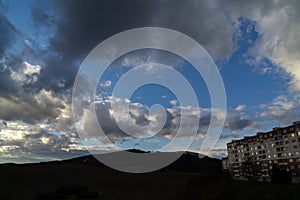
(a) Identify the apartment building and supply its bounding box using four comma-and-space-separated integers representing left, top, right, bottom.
224, 121, 300, 183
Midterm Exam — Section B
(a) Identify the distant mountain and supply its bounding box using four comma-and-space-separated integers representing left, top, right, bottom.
41, 149, 222, 173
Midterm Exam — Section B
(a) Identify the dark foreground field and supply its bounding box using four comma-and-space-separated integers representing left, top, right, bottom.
0, 153, 299, 200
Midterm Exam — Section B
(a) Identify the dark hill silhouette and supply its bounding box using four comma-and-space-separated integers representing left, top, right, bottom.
0, 150, 299, 200
43, 149, 221, 173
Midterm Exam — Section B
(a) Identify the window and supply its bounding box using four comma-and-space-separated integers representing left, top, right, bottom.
289, 159, 293, 162
276, 147, 281, 151
282, 153, 287, 157
298, 132, 300, 136
295, 152, 300, 156
291, 133, 295, 137
278, 153, 282, 157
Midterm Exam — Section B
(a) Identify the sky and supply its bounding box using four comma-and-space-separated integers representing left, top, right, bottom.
0, 0, 300, 163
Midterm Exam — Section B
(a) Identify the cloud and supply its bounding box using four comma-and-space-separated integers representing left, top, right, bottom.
223, 0, 300, 92
32, 0, 234, 68
169, 99, 178, 106
260, 95, 300, 124
219, 132, 240, 139
10, 61, 41, 85
100, 80, 112, 88
0, 89, 63, 123
235, 105, 246, 112
225, 114, 254, 131
0, 121, 86, 162
207, 148, 228, 158
74, 95, 253, 145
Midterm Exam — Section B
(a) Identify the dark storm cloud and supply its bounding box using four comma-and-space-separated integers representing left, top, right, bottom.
0, 0, 235, 129
225, 114, 254, 131
47, 0, 233, 61
219, 132, 239, 139
28, 0, 234, 92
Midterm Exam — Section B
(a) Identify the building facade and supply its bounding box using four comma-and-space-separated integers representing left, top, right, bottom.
224, 121, 300, 183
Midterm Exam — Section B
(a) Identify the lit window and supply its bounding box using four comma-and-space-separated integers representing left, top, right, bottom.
298, 132, 300, 136
295, 152, 300, 156
291, 133, 295, 137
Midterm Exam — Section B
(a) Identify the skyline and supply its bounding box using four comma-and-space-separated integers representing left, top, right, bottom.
1, 0, 300, 163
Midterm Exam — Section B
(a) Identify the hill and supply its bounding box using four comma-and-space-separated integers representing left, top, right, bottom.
0, 151, 299, 200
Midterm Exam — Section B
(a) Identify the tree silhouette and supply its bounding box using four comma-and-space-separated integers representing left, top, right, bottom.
240, 156, 261, 180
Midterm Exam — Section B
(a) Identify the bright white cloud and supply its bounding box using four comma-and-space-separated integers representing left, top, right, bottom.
235, 105, 246, 112
260, 95, 300, 124
100, 80, 112, 88
10, 61, 41, 84
169, 99, 178, 106
226, 1, 300, 92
